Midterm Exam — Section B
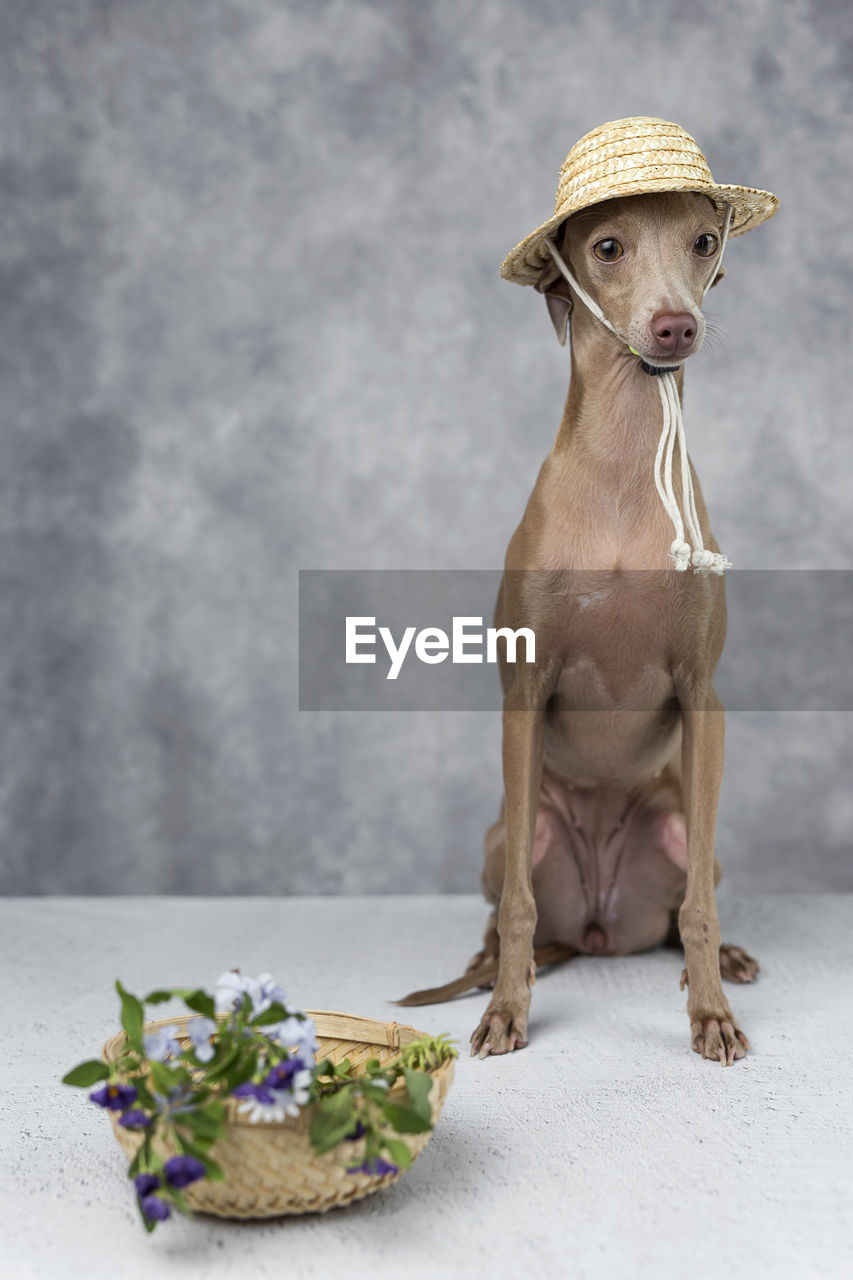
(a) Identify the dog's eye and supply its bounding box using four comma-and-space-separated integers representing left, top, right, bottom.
592, 239, 623, 262
693, 233, 719, 257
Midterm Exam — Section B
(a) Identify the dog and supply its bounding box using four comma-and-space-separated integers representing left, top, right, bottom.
399, 120, 778, 1067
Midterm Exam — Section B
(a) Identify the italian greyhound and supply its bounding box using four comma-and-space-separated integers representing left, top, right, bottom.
399, 190, 760, 1066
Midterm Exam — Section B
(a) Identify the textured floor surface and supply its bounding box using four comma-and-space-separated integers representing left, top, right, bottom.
2, 893, 852, 1279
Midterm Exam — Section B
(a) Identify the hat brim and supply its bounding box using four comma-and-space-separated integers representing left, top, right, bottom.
499, 179, 779, 286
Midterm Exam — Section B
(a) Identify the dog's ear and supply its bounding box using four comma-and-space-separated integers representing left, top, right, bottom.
709, 266, 726, 288
535, 258, 573, 346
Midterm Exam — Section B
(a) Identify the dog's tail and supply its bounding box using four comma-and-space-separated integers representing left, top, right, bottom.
395, 942, 576, 1007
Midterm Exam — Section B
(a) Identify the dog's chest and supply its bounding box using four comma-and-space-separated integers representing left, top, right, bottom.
528, 458, 677, 574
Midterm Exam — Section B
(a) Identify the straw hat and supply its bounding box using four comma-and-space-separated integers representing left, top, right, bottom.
500, 117, 779, 286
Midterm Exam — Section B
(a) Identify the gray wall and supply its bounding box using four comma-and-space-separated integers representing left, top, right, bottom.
1, 0, 851, 894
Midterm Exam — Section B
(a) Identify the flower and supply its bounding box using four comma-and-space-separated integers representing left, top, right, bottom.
214, 970, 261, 1015
140, 1193, 170, 1222
232, 1063, 312, 1123
265, 1013, 319, 1056
257, 973, 288, 1010
142, 1024, 181, 1062
134, 1173, 170, 1222
280, 1068, 312, 1113
118, 1109, 150, 1129
264, 1058, 307, 1091
151, 1086, 196, 1124
232, 1079, 277, 1106
89, 1082, 138, 1111
215, 970, 289, 1017
347, 1156, 398, 1177
186, 1016, 217, 1064
344, 1121, 367, 1141
232, 1079, 288, 1123
163, 1154, 206, 1188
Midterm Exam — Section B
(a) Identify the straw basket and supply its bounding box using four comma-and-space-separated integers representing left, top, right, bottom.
102, 1010, 455, 1218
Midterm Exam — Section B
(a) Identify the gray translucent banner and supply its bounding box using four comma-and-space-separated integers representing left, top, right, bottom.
298, 570, 853, 711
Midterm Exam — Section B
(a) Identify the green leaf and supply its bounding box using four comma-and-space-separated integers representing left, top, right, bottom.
179, 1107, 224, 1142
309, 1088, 356, 1155
204, 1043, 242, 1083
168, 1186, 191, 1217
62, 1059, 110, 1087
134, 1081, 156, 1111
184, 990, 216, 1019
360, 1082, 393, 1105
380, 1101, 433, 1135
142, 989, 175, 1005
221, 1049, 258, 1095
116, 981, 144, 1052
149, 1061, 182, 1094
382, 1137, 413, 1170
403, 1069, 433, 1124
250, 1001, 287, 1027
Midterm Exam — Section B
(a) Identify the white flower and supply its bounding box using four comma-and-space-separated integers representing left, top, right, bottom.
214, 970, 262, 1015
143, 1025, 181, 1061
289, 1069, 312, 1109
214, 970, 289, 1017
266, 1013, 319, 1057
186, 1016, 217, 1063
236, 1095, 291, 1124
233, 1069, 313, 1124
257, 973, 288, 1011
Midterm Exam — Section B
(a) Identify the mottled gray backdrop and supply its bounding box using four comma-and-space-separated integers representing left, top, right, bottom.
1, 0, 851, 894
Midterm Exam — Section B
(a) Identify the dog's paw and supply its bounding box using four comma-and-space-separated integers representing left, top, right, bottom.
690, 1009, 749, 1066
470, 1004, 529, 1058
719, 943, 760, 984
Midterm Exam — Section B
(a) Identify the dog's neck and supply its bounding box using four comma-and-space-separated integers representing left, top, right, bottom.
556, 308, 685, 469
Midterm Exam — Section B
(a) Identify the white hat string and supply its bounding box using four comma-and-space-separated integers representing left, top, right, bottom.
544, 204, 733, 575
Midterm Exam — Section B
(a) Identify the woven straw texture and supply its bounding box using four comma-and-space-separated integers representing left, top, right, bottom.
102, 1010, 454, 1218
500, 116, 779, 285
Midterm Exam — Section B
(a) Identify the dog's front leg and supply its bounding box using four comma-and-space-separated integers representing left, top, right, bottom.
470, 691, 545, 1058
677, 692, 749, 1066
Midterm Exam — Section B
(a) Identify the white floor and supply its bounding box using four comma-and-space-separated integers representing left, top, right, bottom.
2, 893, 851, 1280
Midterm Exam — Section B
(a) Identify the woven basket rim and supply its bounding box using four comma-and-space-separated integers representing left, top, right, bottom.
102, 1008, 428, 1061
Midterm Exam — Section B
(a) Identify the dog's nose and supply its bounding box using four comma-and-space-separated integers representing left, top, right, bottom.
651, 312, 696, 357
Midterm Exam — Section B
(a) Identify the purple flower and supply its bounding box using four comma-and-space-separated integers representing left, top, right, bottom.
163, 1154, 206, 1188
119, 1109, 150, 1130
347, 1156, 398, 1177
89, 1082, 138, 1111
140, 1194, 170, 1222
264, 1058, 306, 1091
232, 1062, 312, 1124
133, 1173, 170, 1222
344, 1121, 367, 1142
232, 1080, 277, 1106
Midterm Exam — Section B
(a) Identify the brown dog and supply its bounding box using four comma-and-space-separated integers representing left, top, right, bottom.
400, 179, 771, 1066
